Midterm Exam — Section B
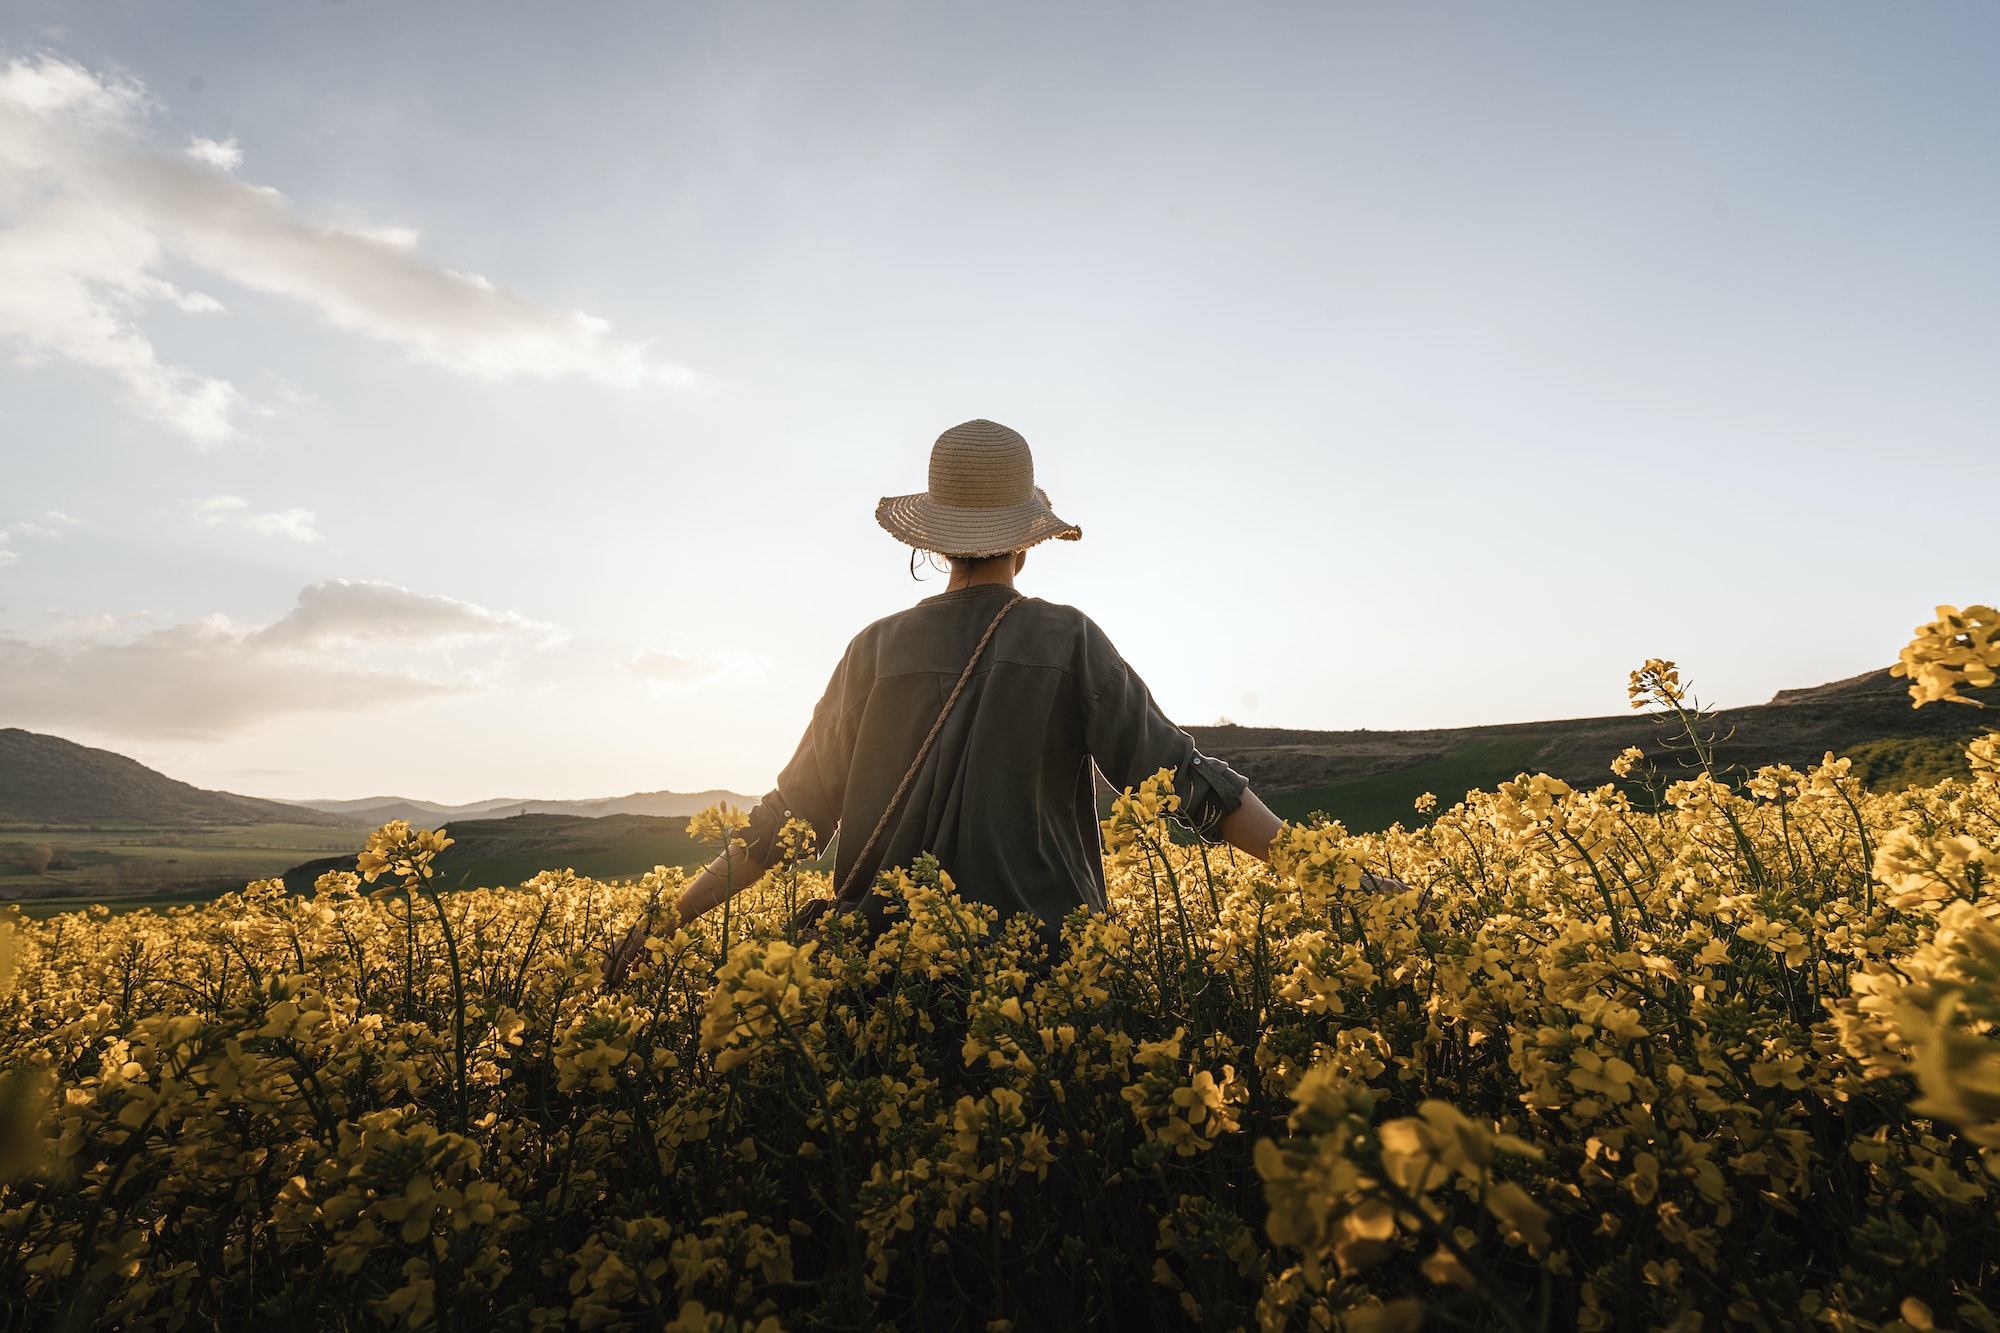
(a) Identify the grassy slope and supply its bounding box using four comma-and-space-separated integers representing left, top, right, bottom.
3, 824, 369, 916
13, 815, 793, 918
1260, 739, 1550, 831
279, 813, 721, 898
1197, 672, 1991, 790
1258, 731, 1993, 835
14, 889, 250, 920
1840, 734, 1978, 790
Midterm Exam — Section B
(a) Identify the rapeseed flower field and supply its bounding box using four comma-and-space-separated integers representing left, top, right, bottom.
1, 607, 1997, 1332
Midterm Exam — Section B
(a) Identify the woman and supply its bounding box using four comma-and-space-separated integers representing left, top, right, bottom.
607, 419, 1282, 977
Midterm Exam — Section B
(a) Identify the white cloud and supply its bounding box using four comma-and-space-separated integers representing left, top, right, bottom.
624, 647, 763, 690
191, 494, 246, 523
254, 579, 561, 649
0, 579, 561, 738
192, 494, 323, 543
0, 513, 59, 563
0, 53, 689, 445
44, 510, 78, 524
353, 224, 420, 250
262, 374, 315, 407
184, 135, 240, 171
44, 611, 119, 637
245, 508, 320, 542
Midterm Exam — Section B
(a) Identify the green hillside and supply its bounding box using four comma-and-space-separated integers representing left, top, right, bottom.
1260, 739, 1550, 831
5, 824, 369, 919
279, 813, 725, 896
1839, 734, 1980, 791
1195, 667, 1996, 835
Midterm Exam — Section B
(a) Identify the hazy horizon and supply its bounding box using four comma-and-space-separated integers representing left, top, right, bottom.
5, 647, 1905, 809
3, 3, 1997, 804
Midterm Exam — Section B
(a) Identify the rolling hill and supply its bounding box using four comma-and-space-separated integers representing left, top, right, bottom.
278, 789, 761, 826
0, 727, 757, 833
1192, 667, 1995, 828
279, 812, 727, 895
0, 729, 356, 829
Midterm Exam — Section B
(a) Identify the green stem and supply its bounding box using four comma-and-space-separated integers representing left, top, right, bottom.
418, 880, 471, 1135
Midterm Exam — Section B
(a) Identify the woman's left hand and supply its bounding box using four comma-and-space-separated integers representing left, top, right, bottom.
602, 919, 653, 987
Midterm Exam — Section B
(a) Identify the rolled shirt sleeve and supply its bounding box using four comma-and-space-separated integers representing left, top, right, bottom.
1080, 617, 1249, 843
736, 789, 823, 868
736, 653, 855, 868
1176, 751, 1249, 842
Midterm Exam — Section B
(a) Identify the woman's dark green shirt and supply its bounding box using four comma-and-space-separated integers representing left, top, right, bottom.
739, 583, 1248, 929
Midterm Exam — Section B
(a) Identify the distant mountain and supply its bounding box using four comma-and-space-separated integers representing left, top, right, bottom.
0, 725, 756, 833
281, 795, 526, 817
280, 789, 762, 827
0, 729, 356, 829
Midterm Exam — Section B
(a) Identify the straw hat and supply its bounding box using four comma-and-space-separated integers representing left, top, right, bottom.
875, 419, 1082, 558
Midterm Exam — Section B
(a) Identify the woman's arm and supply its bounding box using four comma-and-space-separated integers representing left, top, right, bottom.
675, 841, 773, 922
1215, 790, 1407, 891
603, 841, 772, 984
1216, 788, 1283, 861
605, 645, 859, 985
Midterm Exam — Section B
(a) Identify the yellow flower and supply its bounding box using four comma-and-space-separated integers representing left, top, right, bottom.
354, 820, 455, 884
685, 802, 751, 844
1968, 732, 2000, 786
1892, 604, 2000, 707
1872, 828, 1997, 911
11, 636, 2000, 1328
1103, 768, 1182, 855
1628, 658, 1685, 709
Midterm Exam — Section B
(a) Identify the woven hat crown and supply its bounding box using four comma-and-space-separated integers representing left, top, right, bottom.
928, 419, 1034, 511
874, 417, 1079, 556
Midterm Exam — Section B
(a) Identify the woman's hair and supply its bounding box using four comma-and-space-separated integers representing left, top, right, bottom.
908, 550, 1016, 581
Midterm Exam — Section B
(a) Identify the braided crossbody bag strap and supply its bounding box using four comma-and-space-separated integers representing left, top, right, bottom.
776, 590, 1024, 938
830, 592, 1024, 904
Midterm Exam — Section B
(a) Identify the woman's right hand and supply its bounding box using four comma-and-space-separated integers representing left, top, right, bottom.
601, 918, 654, 987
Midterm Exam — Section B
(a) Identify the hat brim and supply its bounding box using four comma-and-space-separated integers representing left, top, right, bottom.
875, 486, 1082, 558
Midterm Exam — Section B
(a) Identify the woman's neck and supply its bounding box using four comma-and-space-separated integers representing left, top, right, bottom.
945, 552, 1020, 592
945, 566, 1016, 592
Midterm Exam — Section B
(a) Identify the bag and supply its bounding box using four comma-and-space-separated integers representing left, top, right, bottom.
789, 593, 1024, 939
789, 895, 837, 936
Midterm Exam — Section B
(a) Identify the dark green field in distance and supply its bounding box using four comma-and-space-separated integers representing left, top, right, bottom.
3, 824, 368, 918
1205, 668, 1996, 835
1254, 731, 1990, 836
281, 813, 725, 897
1259, 739, 1549, 832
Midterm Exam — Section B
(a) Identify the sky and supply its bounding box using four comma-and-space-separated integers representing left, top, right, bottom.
1, 2, 1996, 804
